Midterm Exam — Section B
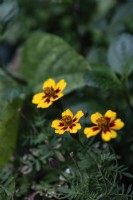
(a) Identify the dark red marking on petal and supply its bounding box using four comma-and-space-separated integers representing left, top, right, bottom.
92, 126, 99, 132
61, 126, 68, 130
53, 95, 58, 99
105, 117, 111, 122
41, 95, 46, 100
103, 129, 110, 134
70, 124, 76, 129
59, 122, 64, 127
73, 117, 77, 122
110, 121, 115, 127
44, 98, 50, 103
56, 88, 61, 93
103, 130, 107, 134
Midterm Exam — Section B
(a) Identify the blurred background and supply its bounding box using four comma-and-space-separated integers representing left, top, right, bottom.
0, 0, 133, 67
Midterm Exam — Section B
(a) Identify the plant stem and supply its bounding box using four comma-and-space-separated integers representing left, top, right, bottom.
70, 133, 96, 162
70, 151, 83, 182
108, 144, 118, 195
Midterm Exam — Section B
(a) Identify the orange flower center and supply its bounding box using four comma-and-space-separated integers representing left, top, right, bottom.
97, 117, 110, 131
44, 87, 56, 97
62, 115, 72, 126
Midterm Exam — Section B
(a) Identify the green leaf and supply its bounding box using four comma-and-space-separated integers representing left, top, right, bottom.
110, 1, 133, 25
84, 65, 121, 90
0, 70, 22, 101
55, 151, 65, 162
0, 0, 17, 22
0, 175, 15, 200
96, 0, 116, 16
0, 99, 22, 166
107, 34, 133, 77
122, 172, 133, 179
0, 72, 23, 166
20, 32, 122, 93
87, 47, 107, 65
21, 32, 90, 94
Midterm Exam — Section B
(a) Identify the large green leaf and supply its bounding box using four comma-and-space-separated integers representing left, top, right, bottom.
0, 71, 22, 166
21, 32, 90, 94
0, 100, 22, 166
84, 65, 121, 90
107, 34, 133, 77
0, 0, 17, 22
110, 1, 133, 26
0, 70, 22, 101
20, 32, 122, 93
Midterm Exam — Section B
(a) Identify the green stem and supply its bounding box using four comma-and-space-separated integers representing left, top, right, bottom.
70, 152, 83, 182
11, 192, 15, 200
70, 133, 96, 162
108, 144, 118, 195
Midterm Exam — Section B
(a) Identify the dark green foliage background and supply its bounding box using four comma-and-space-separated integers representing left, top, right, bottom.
0, 0, 133, 199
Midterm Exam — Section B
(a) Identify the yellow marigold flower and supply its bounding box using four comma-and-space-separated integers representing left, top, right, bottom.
84, 110, 124, 142
51, 109, 84, 134
32, 78, 67, 108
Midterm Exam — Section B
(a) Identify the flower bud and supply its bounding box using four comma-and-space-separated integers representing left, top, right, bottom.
48, 157, 59, 168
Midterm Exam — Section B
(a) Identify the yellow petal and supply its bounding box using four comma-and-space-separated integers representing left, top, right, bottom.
84, 126, 100, 138
91, 112, 103, 124
55, 129, 65, 134
110, 130, 117, 138
55, 79, 67, 92
101, 131, 111, 142
51, 120, 62, 129
110, 119, 124, 130
32, 93, 45, 104
73, 110, 84, 122
105, 110, 116, 122
62, 109, 73, 118
43, 78, 56, 89
69, 123, 81, 133
51, 93, 63, 101
37, 98, 52, 108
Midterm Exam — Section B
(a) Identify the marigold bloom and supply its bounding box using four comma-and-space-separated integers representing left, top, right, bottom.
32, 78, 67, 108
84, 110, 124, 142
51, 109, 84, 134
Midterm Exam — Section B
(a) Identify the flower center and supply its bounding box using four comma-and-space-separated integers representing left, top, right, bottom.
97, 117, 109, 131
44, 87, 56, 97
62, 115, 72, 126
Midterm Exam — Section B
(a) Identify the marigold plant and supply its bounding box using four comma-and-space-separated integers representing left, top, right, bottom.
32, 78, 67, 108
84, 110, 124, 142
51, 109, 84, 134
1, 1, 133, 198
